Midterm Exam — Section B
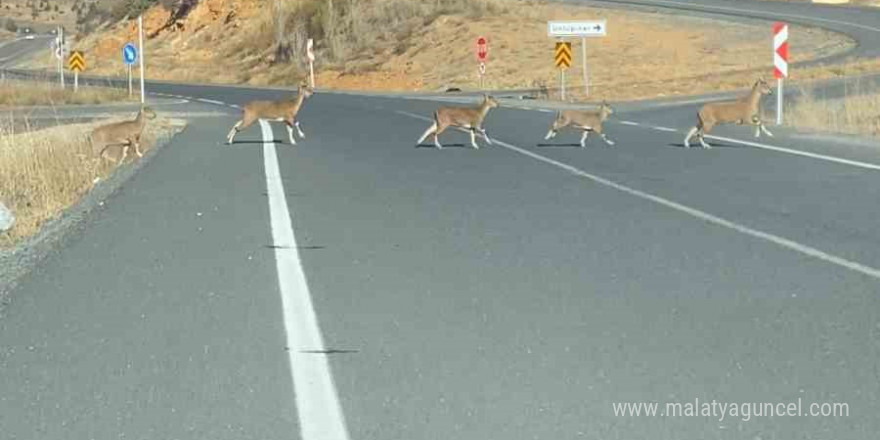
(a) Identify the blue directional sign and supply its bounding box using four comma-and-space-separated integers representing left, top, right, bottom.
122, 43, 137, 65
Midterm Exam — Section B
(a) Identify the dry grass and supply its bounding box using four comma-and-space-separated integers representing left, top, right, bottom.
786, 87, 880, 138
0, 116, 183, 247
19, 0, 870, 103
0, 79, 134, 107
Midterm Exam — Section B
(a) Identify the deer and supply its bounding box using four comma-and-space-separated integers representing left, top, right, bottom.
544, 101, 616, 147
684, 78, 775, 149
416, 95, 499, 149
90, 106, 157, 165
226, 84, 313, 145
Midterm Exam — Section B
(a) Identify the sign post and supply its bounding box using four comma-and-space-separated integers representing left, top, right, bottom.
306, 38, 315, 88
476, 36, 488, 89
555, 41, 572, 100
138, 15, 146, 104
67, 50, 85, 92
57, 26, 65, 89
122, 43, 138, 96
548, 20, 606, 98
773, 22, 788, 125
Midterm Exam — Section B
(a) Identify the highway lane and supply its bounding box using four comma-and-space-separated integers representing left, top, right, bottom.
0, 35, 52, 69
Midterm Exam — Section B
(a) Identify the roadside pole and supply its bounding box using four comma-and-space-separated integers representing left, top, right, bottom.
582, 37, 588, 96
74, 71, 78, 92
777, 79, 783, 125
58, 26, 65, 89
561, 65, 566, 101
476, 36, 488, 91
306, 38, 315, 88
138, 15, 146, 104
128, 64, 133, 96
773, 22, 788, 125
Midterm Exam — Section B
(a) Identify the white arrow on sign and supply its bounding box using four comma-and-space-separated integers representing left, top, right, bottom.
548, 20, 607, 37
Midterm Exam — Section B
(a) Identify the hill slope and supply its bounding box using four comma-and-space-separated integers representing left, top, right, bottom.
21, 0, 857, 100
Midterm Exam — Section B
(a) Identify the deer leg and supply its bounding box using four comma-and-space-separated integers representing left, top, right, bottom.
760, 122, 774, 137
697, 131, 712, 149
469, 128, 479, 149
479, 127, 492, 145
433, 124, 448, 149
417, 122, 437, 146
226, 120, 243, 144
698, 122, 714, 149
294, 120, 306, 138
284, 121, 297, 145
134, 135, 143, 157
579, 130, 589, 147
545, 120, 562, 140
684, 127, 699, 148
118, 145, 129, 165
600, 133, 615, 146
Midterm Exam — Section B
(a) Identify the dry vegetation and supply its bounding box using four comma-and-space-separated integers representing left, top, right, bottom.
786, 87, 880, 138
20, 0, 862, 102
0, 79, 134, 106
0, 116, 184, 247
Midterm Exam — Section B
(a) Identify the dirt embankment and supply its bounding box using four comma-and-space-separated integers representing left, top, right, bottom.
22, 0, 859, 101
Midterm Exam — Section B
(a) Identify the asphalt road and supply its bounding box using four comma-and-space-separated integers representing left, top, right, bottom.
2, 2, 880, 440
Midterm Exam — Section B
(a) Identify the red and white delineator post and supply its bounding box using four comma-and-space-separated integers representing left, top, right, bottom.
773, 22, 788, 125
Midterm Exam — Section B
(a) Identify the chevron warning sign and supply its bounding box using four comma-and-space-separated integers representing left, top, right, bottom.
555, 42, 572, 69
68, 50, 85, 72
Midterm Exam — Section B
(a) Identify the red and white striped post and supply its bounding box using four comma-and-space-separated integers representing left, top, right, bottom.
773, 22, 789, 125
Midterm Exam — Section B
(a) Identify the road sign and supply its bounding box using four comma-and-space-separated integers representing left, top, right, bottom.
555, 42, 572, 69
68, 50, 85, 72
476, 36, 488, 61
122, 43, 137, 65
548, 20, 606, 38
773, 22, 788, 79
306, 38, 315, 62
479, 62, 486, 75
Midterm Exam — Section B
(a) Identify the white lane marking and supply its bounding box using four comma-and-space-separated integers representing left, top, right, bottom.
260, 120, 351, 440
228, 104, 241, 109
538, 109, 554, 113
705, 134, 880, 172
614, 118, 880, 172
196, 98, 226, 105
620, 121, 640, 126
637, 0, 880, 33
397, 110, 880, 281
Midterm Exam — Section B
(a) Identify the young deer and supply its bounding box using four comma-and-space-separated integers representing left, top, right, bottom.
226, 84, 313, 145
90, 106, 157, 165
544, 101, 616, 147
417, 95, 499, 149
684, 78, 774, 149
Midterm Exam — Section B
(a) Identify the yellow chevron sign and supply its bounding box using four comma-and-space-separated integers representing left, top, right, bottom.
68, 50, 85, 72
555, 42, 572, 69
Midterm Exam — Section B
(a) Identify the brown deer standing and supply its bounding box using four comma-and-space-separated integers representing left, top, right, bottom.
684, 78, 774, 149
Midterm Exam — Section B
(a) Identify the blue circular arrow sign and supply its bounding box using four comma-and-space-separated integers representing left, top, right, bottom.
122, 43, 137, 65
